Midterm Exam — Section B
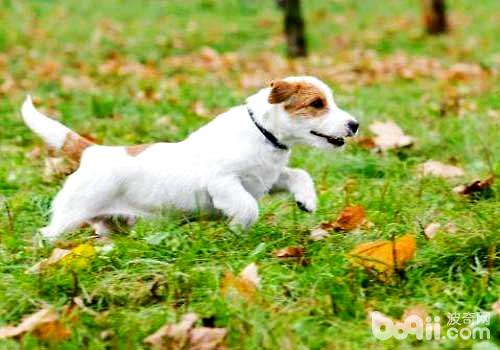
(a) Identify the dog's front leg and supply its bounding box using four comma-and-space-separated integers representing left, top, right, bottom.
273, 167, 317, 213
208, 176, 259, 229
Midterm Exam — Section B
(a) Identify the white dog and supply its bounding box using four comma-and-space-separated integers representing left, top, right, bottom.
22, 76, 358, 241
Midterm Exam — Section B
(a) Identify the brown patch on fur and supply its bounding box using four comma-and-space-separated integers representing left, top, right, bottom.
268, 80, 298, 104
268, 80, 328, 118
61, 132, 94, 162
126, 144, 150, 156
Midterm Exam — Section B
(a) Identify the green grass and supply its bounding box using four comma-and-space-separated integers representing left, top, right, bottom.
0, 0, 499, 349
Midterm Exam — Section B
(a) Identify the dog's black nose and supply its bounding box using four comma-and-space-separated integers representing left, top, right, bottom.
347, 120, 359, 135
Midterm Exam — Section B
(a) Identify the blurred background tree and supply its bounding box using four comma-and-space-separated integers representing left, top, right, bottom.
277, 0, 307, 57
422, 0, 448, 34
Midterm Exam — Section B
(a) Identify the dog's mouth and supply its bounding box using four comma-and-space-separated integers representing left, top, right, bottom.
310, 131, 345, 147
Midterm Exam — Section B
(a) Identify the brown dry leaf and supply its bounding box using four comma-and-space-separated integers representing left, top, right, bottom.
309, 227, 330, 241
424, 223, 441, 239
144, 313, 198, 350
0, 307, 70, 342
332, 205, 369, 231
452, 176, 494, 195
192, 101, 211, 118
492, 301, 500, 315
144, 313, 226, 350
238, 263, 260, 288
27, 248, 71, 273
310, 205, 369, 240
444, 62, 485, 82
275, 246, 304, 258
274, 246, 308, 265
418, 160, 464, 178
402, 305, 428, 322
352, 136, 377, 150
60, 75, 96, 92
198, 46, 223, 70
221, 263, 260, 300
34, 319, 72, 342
424, 222, 457, 239
349, 234, 416, 279
0, 75, 15, 95
36, 60, 60, 80
368, 121, 414, 151
189, 327, 227, 350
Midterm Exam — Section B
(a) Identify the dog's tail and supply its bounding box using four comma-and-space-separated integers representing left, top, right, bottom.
21, 95, 94, 162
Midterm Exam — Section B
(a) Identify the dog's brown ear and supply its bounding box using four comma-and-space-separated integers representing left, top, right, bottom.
268, 80, 297, 104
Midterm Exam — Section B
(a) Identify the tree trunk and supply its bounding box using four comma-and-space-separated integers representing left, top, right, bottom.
422, 0, 448, 35
280, 0, 307, 57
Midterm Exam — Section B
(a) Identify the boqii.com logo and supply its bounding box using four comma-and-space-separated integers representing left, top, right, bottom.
371, 311, 491, 341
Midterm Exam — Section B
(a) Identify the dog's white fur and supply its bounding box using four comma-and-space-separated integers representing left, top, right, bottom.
21, 76, 358, 241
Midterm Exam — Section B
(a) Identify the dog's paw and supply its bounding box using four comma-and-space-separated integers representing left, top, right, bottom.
296, 201, 311, 213
295, 194, 316, 213
40, 227, 59, 244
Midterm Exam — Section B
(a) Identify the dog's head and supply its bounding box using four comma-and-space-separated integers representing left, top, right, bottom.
248, 76, 358, 149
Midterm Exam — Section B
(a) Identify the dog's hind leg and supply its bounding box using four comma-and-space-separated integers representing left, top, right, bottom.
208, 176, 259, 229
89, 215, 136, 236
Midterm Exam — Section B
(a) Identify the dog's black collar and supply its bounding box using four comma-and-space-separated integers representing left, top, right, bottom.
247, 106, 288, 151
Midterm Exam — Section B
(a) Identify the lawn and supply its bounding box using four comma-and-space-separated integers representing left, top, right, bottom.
0, 0, 499, 349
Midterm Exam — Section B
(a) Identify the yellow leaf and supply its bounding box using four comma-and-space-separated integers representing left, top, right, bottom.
60, 243, 95, 270
349, 234, 416, 278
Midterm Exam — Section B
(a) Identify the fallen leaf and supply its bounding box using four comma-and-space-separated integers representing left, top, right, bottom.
402, 305, 428, 323
192, 101, 211, 118
332, 205, 368, 231
368, 121, 414, 151
60, 243, 95, 270
452, 176, 494, 195
0, 307, 70, 342
313, 205, 370, 237
349, 234, 416, 279
424, 222, 457, 239
418, 160, 464, 178
60, 75, 96, 91
444, 222, 457, 233
72, 297, 99, 316
27, 248, 71, 273
36, 60, 60, 80
352, 136, 377, 150
309, 227, 330, 241
221, 263, 260, 300
189, 327, 227, 350
145, 313, 198, 350
238, 263, 260, 288
492, 301, 500, 315
28, 243, 95, 273
275, 246, 304, 258
424, 223, 441, 239
274, 246, 308, 265
144, 313, 226, 350
34, 319, 72, 342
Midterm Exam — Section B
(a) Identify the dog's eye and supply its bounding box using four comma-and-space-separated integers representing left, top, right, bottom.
310, 98, 324, 109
